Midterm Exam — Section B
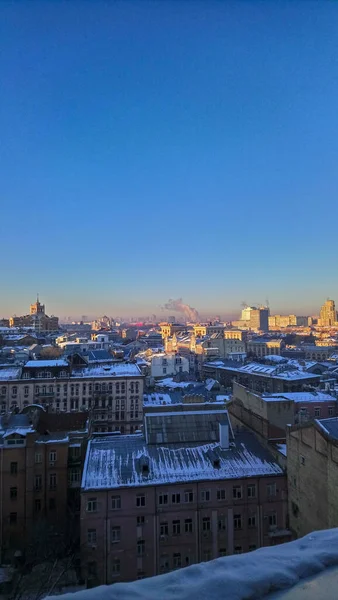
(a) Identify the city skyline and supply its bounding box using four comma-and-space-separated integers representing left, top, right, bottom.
1, 293, 335, 323
1, 2, 338, 315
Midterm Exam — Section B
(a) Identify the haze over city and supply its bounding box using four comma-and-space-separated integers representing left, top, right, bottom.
1, 1, 338, 318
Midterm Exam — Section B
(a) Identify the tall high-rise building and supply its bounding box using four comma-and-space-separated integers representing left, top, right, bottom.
319, 299, 337, 326
249, 308, 269, 332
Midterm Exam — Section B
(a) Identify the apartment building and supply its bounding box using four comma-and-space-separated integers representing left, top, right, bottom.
80, 411, 290, 586
287, 417, 338, 538
0, 411, 88, 561
230, 382, 337, 442
202, 361, 322, 394
247, 338, 284, 358
9, 298, 59, 333
150, 354, 190, 379
193, 324, 225, 338
0, 360, 144, 434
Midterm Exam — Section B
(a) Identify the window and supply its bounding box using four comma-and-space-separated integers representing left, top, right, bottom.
160, 554, 169, 573
137, 540, 145, 556
160, 522, 168, 536
111, 526, 121, 543
9, 512, 17, 524
184, 490, 194, 503
34, 474, 42, 490
300, 456, 305, 466
12, 386, 17, 396
234, 514, 242, 529
69, 468, 81, 484
314, 407, 321, 418
112, 559, 120, 576
329, 406, 335, 417
49, 473, 57, 490
24, 386, 29, 396
172, 520, 181, 535
233, 485, 242, 499
10, 462, 18, 475
247, 484, 256, 498
35, 452, 42, 464
158, 493, 168, 505
10, 486, 17, 500
1, 386, 6, 395
163, 368, 167, 374
87, 561, 97, 577
137, 571, 146, 580
111, 495, 121, 510
49, 498, 56, 510
202, 517, 211, 532
248, 514, 256, 528
268, 513, 277, 527
87, 529, 97, 544
172, 493, 181, 504
249, 544, 257, 552
87, 498, 97, 512
137, 516, 145, 525
35, 499, 41, 512
200, 489, 210, 502
218, 516, 226, 531
173, 553, 181, 569
136, 495, 145, 507
217, 489, 226, 501
185, 518, 193, 533
234, 546, 242, 554
219, 548, 227, 557
267, 483, 277, 496
49, 451, 57, 464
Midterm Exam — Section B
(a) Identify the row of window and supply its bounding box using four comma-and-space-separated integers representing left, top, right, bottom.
86, 512, 276, 544
8, 498, 57, 524
3, 382, 140, 395
86, 484, 277, 512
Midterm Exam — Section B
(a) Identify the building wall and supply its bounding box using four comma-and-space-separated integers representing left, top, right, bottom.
150, 355, 189, 379
0, 434, 75, 560
287, 424, 338, 538
80, 474, 288, 585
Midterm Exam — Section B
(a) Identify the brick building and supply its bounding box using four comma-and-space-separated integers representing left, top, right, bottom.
0, 411, 89, 561
80, 410, 290, 586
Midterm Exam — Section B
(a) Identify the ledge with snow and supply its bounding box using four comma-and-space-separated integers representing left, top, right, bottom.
49, 529, 338, 600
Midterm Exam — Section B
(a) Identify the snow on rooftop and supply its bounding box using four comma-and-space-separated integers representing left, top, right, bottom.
143, 393, 173, 406
157, 378, 199, 389
25, 360, 69, 368
276, 443, 287, 456
82, 431, 283, 490
74, 363, 141, 378
264, 392, 336, 403
0, 367, 21, 380
48, 528, 338, 600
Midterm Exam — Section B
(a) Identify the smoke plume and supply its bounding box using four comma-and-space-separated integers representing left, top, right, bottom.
163, 298, 200, 323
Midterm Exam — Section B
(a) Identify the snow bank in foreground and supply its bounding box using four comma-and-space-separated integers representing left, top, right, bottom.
48, 529, 338, 600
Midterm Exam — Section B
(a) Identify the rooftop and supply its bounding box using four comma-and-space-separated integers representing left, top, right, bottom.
0, 367, 22, 380
82, 430, 283, 491
74, 363, 141, 378
316, 417, 338, 440
144, 409, 232, 444
264, 392, 337, 403
25, 360, 69, 368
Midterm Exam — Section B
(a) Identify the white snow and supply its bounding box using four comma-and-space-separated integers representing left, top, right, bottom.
157, 378, 199, 389
276, 444, 287, 456
47, 528, 338, 600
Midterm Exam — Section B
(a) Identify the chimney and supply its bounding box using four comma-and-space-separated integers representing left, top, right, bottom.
219, 421, 229, 450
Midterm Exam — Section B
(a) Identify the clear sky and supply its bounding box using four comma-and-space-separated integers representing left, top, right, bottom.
1, 1, 338, 319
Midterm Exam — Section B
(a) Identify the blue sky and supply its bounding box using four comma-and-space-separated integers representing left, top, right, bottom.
1, 1, 338, 319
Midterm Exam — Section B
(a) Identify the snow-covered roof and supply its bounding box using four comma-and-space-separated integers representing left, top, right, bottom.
74, 363, 141, 378
82, 430, 283, 490
47, 528, 338, 600
264, 392, 336, 403
143, 393, 173, 406
157, 378, 199, 389
316, 417, 338, 440
0, 367, 22, 380
25, 360, 69, 368
206, 361, 322, 381
276, 443, 287, 456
